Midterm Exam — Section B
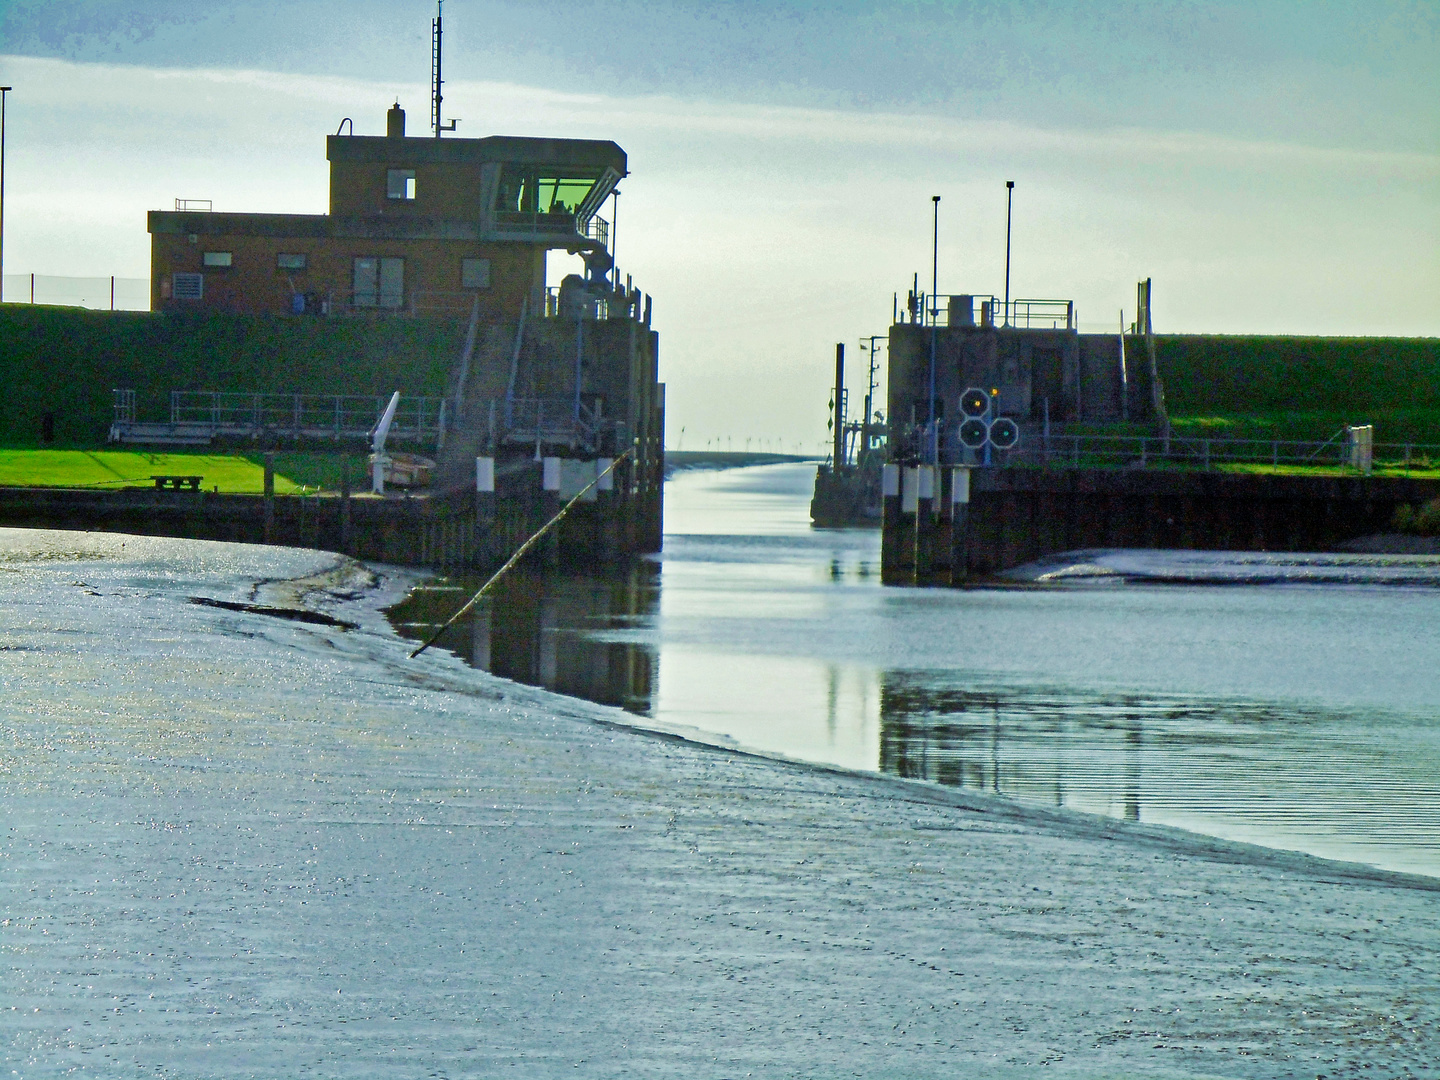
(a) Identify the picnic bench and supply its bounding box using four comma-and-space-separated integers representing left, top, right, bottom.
152, 475, 203, 491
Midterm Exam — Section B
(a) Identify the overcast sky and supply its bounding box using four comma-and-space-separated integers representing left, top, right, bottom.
1, 1, 1436, 450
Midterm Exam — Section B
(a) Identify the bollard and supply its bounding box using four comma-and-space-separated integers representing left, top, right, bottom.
880, 463, 902, 581
949, 466, 971, 585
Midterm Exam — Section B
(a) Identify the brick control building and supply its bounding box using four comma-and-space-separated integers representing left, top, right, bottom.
148, 103, 625, 319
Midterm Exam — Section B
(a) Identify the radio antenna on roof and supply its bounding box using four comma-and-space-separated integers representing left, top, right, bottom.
431, 0, 458, 138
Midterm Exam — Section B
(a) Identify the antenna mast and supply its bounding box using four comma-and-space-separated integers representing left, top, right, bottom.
431, 0, 458, 138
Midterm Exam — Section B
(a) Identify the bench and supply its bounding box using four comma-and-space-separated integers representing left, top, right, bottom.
152, 475, 203, 491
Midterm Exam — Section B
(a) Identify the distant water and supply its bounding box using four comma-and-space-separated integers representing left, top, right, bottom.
390, 463, 1440, 878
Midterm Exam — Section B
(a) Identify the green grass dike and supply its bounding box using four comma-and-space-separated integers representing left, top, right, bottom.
0, 304, 462, 447
0, 450, 346, 493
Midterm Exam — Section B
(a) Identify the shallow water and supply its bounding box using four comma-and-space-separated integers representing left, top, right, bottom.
391, 463, 1440, 878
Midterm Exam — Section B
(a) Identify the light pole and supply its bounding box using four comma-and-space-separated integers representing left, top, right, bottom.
928, 195, 940, 464
1003, 180, 1014, 327
0, 87, 11, 303
859, 334, 884, 461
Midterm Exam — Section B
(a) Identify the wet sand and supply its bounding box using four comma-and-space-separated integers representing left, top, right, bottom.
2, 528, 1438, 1077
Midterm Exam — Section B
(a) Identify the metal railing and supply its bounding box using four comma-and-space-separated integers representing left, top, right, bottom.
912, 295, 1076, 331
1004, 433, 1440, 474
109, 390, 446, 446
542, 285, 642, 321
501, 396, 620, 452
582, 215, 609, 248
493, 209, 580, 237
174, 198, 212, 212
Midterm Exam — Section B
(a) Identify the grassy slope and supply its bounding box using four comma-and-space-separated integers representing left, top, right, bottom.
0, 450, 317, 493
1, 305, 464, 447
1156, 335, 1440, 444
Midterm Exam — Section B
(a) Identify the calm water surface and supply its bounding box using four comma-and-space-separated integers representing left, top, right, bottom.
389, 463, 1440, 878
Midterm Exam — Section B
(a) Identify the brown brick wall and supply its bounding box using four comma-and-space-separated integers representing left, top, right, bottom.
152, 232, 543, 318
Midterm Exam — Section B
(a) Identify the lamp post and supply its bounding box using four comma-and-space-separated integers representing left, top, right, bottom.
928, 194, 940, 463
0, 87, 11, 303
1003, 180, 1014, 327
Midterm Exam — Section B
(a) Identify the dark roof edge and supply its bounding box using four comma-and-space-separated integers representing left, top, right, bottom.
326, 134, 626, 173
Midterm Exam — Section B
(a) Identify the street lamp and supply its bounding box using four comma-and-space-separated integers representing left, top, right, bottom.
0, 87, 11, 302
1004, 180, 1014, 327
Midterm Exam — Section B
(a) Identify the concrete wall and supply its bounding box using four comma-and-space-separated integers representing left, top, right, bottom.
0, 469, 662, 569
881, 466, 1440, 584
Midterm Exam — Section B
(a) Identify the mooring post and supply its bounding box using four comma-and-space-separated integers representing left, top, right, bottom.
949, 466, 970, 584
900, 466, 920, 580
263, 452, 275, 544
475, 455, 495, 566
880, 463, 902, 582
914, 465, 936, 583
595, 455, 617, 561
540, 456, 561, 567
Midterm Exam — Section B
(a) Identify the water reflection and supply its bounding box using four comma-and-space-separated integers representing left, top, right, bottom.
877, 673, 1440, 870
382, 464, 1440, 878
388, 564, 658, 715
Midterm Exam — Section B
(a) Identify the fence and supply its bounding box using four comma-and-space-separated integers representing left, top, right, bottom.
110, 390, 446, 447
3, 274, 150, 311
909, 294, 1076, 331
1001, 433, 1440, 475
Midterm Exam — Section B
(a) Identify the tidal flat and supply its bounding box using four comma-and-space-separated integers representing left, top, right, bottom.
1, 520, 1438, 1077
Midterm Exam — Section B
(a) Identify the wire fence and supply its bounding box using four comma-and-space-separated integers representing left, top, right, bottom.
2, 274, 150, 311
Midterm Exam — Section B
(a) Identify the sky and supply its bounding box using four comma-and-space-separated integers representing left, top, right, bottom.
0, 0, 1436, 451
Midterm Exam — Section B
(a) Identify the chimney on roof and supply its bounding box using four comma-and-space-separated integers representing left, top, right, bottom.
387, 101, 406, 138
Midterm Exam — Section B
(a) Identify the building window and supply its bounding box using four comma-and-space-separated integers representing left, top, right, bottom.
172, 273, 204, 300
353, 257, 404, 309
277, 252, 307, 270
461, 258, 491, 289
202, 251, 232, 268
386, 169, 416, 201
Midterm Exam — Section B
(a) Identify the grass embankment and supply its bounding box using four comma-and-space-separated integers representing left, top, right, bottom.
1155, 335, 1440, 445
0, 450, 366, 493
0, 305, 463, 447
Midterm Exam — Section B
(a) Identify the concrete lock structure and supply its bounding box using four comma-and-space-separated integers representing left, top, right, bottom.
879, 290, 1440, 584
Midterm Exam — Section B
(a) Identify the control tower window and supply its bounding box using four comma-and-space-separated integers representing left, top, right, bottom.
387, 169, 416, 201
493, 166, 601, 216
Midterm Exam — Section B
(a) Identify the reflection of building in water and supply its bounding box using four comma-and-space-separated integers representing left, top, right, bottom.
389, 564, 657, 714
877, 672, 1147, 820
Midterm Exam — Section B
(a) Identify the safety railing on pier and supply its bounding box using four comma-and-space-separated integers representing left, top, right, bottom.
909, 295, 1076, 331
109, 390, 446, 447
542, 285, 642, 321
1000, 433, 1440, 475
500, 396, 622, 453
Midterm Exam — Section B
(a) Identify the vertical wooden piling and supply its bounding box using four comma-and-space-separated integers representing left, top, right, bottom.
914, 465, 937, 583
340, 457, 352, 556
880, 464, 902, 582
949, 466, 970, 585
262, 453, 275, 544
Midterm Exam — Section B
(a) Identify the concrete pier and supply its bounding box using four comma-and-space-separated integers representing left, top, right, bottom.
0, 460, 661, 570
881, 467, 1440, 583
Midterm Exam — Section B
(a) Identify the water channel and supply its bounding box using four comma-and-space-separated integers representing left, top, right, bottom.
389, 462, 1440, 879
